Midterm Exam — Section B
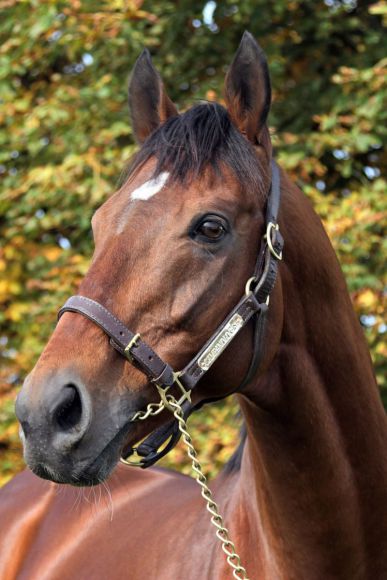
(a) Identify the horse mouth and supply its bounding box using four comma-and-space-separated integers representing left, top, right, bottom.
27, 418, 136, 487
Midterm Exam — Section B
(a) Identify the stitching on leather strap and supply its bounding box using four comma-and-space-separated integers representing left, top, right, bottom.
75, 296, 128, 333
61, 305, 119, 337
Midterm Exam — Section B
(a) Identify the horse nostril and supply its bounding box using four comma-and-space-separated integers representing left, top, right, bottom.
54, 384, 83, 431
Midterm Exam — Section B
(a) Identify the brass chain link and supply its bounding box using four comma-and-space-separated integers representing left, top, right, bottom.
167, 396, 249, 580
128, 384, 249, 580
130, 399, 166, 422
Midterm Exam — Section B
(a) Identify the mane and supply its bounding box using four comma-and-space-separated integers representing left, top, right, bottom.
124, 102, 266, 195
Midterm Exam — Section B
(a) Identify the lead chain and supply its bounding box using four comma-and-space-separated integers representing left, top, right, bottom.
130, 399, 165, 422
164, 395, 249, 580
129, 390, 249, 579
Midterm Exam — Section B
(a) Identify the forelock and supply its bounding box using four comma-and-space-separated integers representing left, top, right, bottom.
123, 102, 266, 197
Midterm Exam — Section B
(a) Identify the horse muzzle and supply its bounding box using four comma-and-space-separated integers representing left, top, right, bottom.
15, 371, 144, 485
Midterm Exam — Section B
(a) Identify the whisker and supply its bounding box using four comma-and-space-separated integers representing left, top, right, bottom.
102, 480, 114, 522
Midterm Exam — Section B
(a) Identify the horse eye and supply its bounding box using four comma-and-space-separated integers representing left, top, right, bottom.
195, 219, 227, 242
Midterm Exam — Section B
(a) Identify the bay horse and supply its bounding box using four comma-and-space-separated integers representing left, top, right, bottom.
1, 32, 387, 580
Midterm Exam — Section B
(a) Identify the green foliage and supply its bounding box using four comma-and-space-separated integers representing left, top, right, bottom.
0, 0, 385, 485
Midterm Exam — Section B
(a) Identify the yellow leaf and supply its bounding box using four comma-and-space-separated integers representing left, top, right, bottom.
43, 247, 62, 262
356, 289, 377, 309
6, 302, 29, 322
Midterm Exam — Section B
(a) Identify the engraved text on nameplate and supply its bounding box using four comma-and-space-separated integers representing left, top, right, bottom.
197, 314, 244, 371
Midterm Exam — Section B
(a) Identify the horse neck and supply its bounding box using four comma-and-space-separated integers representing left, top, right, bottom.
237, 173, 387, 579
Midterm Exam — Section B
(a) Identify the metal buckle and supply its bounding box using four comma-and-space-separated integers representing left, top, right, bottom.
245, 276, 257, 296
265, 222, 283, 261
124, 333, 141, 362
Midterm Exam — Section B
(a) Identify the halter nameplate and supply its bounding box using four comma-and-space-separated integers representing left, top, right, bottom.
198, 314, 244, 371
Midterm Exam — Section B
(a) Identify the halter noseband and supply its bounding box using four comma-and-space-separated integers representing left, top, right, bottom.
58, 161, 283, 468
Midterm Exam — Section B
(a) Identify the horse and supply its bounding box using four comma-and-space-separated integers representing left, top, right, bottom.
1, 31, 386, 580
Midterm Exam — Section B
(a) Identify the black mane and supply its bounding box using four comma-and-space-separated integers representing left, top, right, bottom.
125, 102, 266, 195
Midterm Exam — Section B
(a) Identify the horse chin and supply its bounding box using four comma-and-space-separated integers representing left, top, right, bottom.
30, 464, 113, 487
29, 462, 99, 487
26, 447, 119, 487
25, 419, 135, 487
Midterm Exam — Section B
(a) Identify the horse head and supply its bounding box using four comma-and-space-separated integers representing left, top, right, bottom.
16, 33, 283, 486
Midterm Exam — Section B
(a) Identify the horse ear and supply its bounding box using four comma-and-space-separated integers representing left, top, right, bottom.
224, 31, 271, 145
128, 49, 178, 144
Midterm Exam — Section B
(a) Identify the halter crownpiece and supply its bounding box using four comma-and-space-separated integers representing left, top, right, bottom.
58, 160, 283, 468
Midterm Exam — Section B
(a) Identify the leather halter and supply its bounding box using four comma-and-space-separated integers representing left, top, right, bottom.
58, 161, 284, 467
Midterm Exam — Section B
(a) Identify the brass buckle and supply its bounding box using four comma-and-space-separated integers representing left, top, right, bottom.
124, 333, 141, 362
265, 222, 283, 261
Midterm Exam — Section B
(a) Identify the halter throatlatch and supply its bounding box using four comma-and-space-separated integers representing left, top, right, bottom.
57, 160, 283, 580
58, 160, 283, 467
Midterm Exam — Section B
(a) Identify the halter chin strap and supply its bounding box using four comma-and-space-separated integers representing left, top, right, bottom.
58, 160, 283, 468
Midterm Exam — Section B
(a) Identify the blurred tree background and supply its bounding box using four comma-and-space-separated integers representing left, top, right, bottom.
0, 0, 385, 486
